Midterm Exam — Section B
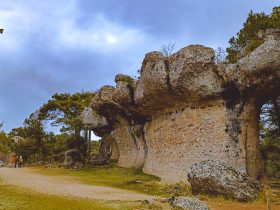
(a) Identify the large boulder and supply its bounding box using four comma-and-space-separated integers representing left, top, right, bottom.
188, 160, 262, 201
134, 51, 175, 112
169, 45, 224, 100
91, 85, 116, 111
173, 196, 208, 210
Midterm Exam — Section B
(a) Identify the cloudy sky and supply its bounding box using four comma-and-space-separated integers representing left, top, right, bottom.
0, 0, 278, 132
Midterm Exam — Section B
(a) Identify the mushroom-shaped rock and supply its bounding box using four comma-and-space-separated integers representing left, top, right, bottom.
169, 45, 224, 100
226, 29, 280, 96
113, 74, 134, 105
134, 52, 175, 111
188, 160, 262, 201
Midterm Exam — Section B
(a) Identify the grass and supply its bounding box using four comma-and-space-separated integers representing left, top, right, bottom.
33, 162, 191, 197
0, 178, 174, 210
13, 163, 280, 210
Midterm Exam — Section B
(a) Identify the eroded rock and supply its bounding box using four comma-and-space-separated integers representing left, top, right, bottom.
134, 51, 175, 112
225, 29, 280, 96
169, 45, 224, 100
113, 75, 134, 105
80, 29, 280, 185
188, 160, 262, 201
173, 196, 208, 210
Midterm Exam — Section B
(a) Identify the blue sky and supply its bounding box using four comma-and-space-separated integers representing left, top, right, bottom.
0, 0, 278, 132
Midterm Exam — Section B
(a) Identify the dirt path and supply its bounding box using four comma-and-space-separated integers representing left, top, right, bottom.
0, 167, 154, 201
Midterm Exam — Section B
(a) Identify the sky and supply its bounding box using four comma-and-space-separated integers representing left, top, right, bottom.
0, 0, 278, 132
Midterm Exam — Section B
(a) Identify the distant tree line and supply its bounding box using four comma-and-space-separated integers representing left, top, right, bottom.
0, 92, 95, 163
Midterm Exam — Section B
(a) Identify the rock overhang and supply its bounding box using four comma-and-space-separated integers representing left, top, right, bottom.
81, 28, 280, 183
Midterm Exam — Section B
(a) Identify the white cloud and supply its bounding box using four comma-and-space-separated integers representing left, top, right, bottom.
56, 14, 146, 53
0, 0, 78, 51
0, 0, 147, 54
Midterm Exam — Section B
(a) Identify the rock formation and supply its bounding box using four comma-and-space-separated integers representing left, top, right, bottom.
173, 196, 209, 210
81, 29, 280, 183
188, 160, 262, 201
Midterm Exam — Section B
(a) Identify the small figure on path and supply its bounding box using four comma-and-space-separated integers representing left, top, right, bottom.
18, 156, 23, 168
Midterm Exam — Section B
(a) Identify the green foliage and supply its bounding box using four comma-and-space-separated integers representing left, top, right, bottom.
226, 7, 280, 63
90, 141, 100, 154
260, 97, 280, 178
8, 111, 46, 160
0, 131, 13, 153
7, 92, 95, 162
39, 92, 94, 137
35, 162, 166, 196
119, 76, 134, 83
244, 39, 264, 55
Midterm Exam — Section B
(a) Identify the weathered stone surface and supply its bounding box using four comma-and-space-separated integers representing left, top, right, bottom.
81, 107, 108, 129
111, 119, 147, 169
169, 45, 224, 100
113, 80, 133, 105
99, 134, 120, 160
134, 51, 175, 111
80, 107, 111, 136
91, 85, 116, 111
225, 29, 280, 96
143, 100, 244, 183
188, 160, 262, 201
80, 29, 280, 184
173, 196, 208, 210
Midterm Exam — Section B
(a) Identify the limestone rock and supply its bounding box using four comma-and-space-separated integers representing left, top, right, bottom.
80, 107, 108, 129
80, 29, 280, 184
113, 80, 133, 105
225, 28, 280, 96
91, 85, 115, 111
80, 107, 111, 136
111, 121, 147, 169
173, 196, 208, 210
169, 45, 224, 100
188, 160, 262, 201
99, 134, 120, 160
134, 51, 175, 111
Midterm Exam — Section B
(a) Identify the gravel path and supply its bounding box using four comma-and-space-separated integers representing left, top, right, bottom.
0, 167, 154, 201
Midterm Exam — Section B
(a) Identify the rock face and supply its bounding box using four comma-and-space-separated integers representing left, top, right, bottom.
173, 196, 208, 210
188, 160, 262, 201
81, 29, 280, 183
169, 45, 224, 99
134, 52, 175, 111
